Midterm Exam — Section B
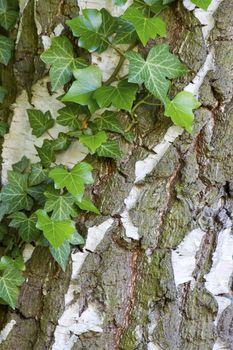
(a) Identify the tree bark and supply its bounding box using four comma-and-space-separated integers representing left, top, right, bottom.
1, 0, 233, 349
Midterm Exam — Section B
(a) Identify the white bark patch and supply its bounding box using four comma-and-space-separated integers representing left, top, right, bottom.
52, 218, 114, 350
0, 320, 16, 344
213, 339, 231, 350
171, 228, 206, 287
147, 342, 162, 350
22, 244, 35, 263
78, 0, 133, 15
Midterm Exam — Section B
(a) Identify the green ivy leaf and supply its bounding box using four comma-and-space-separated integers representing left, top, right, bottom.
0, 0, 18, 30
94, 111, 124, 135
1, 171, 33, 213
44, 192, 77, 220
0, 267, 25, 308
164, 91, 201, 133
113, 19, 138, 45
27, 109, 54, 137
191, 0, 211, 10
28, 163, 48, 186
0, 86, 7, 103
67, 9, 117, 53
27, 183, 49, 205
96, 140, 121, 160
94, 81, 138, 111
57, 104, 86, 130
49, 240, 70, 271
125, 44, 187, 104
12, 156, 30, 173
79, 131, 107, 154
35, 140, 55, 167
122, 7, 166, 46
0, 256, 25, 272
40, 36, 87, 91
62, 65, 102, 112
0, 35, 14, 65
76, 197, 100, 214
69, 231, 85, 245
9, 212, 40, 242
51, 133, 70, 152
113, 0, 127, 5
36, 209, 75, 249
49, 162, 93, 197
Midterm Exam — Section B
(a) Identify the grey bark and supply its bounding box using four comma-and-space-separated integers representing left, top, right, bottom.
0, 1, 233, 349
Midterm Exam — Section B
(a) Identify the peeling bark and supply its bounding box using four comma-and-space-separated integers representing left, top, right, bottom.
0, 0, 233, 349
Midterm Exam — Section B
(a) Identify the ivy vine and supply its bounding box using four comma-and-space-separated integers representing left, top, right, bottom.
0, 0, 211, 308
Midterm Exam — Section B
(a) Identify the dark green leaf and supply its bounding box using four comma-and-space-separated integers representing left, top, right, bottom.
0, 0, 18, 30
35, 140, 55, 167
57, 104, 86, 130
0, 267, 24, 308
44, 192, 77, 220
113, 19, 138, 45
9, 212, 40, 242
125, 44, 187, 104
52, 133, 70, 152
49, 240, 70, 271
94, 111, 124, 135
0, 35, 14, 65
12, 156, 30, 173
27, 109, 54, 137
28, 163, 48, 186
96, 140, 121, 159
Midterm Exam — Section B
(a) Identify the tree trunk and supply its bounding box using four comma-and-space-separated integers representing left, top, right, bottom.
0, 0, 233, 349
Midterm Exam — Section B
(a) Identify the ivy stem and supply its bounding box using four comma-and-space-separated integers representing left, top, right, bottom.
104, 41, 137, 86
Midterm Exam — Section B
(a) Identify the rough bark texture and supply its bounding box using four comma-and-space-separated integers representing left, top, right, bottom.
0, 0, 233, 350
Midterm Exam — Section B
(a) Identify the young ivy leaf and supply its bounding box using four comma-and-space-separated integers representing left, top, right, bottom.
9, 212, 40, 242
94, 81, 138, 111
67, 9, 117, 53
164, 91, 201, 133
79, 131, 108, 154
62, 65, 102, 113
76, 197, 100, 214
44, 192, 77, 220
94, 111, 124, 135
190, 0, 211, 10
96, 140, 122, 160
36, 210, 75, 249
0, 0, 18, 30
125, 44, 187, 104
27, 109, 54, 137
49, 162, 94, 197
0, 35, 14, 65
0, 267, 25, 308
40, 36, 87, 91
122, 6, 166, 46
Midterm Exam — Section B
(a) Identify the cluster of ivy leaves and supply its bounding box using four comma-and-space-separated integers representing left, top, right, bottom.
0, 0, 212, 308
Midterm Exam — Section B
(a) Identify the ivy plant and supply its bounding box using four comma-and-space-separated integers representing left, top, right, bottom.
0, 0, 213, 308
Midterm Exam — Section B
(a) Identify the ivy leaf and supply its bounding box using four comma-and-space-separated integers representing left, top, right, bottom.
0, 0, 18, 30
57, 104, 86, 130
0, 35, 14, 65
35, 140, 55, 167
67, 9, 117, 53
9, 212, 40, 242
44, 192, 77, 220
125, 44, 187, 104
94, 111, 124, 135
0, 86, 7, 103
62, 65, 102, 112
49, 162, 93, 197
12, 156, 30, 173
1, 171, 33, 213
76, 197, 100, 214
122, 7, 166, 46
164, 91, 201, 133
0, 267, 25, 308
0, 256, 24, 272
191, 0, 211, 10
36, 210, 75, 249
69, 231, 85, 245
28, 163, 48, 186
113, 19, 138, 45
49, 240, 70, 271
94, 81, 138, 111
113, 0, 127, 4
79, 131, 107, 154
97, 140, 121, 160
52, 133, 70, 152
27, 183, 49, 205
27, 109, 54, 137
40, 36, 87, 91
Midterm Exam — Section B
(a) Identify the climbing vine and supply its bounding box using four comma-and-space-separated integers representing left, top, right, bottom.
0, 0, 211, 308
